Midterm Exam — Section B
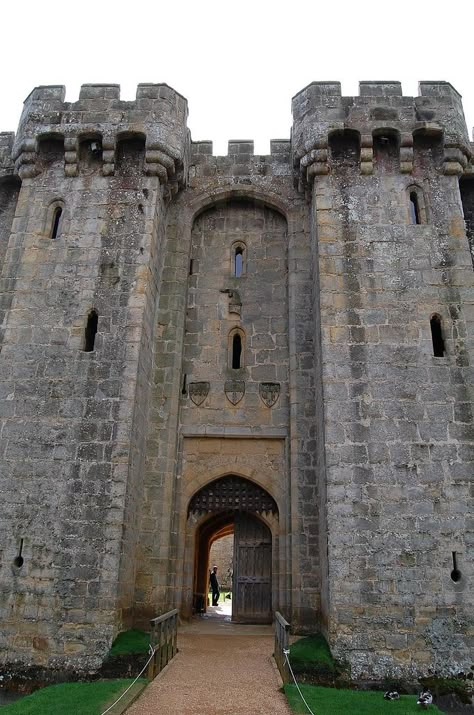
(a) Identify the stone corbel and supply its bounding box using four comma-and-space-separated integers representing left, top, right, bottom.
400, 133, 413, 174
145, 143, 175, 182
360, 134, 373, 175
300, 138, 329, 185
14, 139, 39, 179
220, 288, 242, 316
64, 136, 78, 177
102, 136, 115, 176
443, 142, 469, 176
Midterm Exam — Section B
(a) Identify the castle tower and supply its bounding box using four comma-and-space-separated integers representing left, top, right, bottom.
293, 81, 474, 677
0, 84, 189, 668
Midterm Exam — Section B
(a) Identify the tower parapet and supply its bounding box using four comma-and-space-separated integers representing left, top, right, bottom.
292, 81, 472, 188
12, 83, 190, 188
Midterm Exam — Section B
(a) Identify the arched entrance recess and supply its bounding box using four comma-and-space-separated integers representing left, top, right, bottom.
188, 475, 278, 624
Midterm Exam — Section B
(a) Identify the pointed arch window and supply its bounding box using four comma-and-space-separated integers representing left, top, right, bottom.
232, 242, 246, 277
407, 186, 427, 225
46, 200, 65, 240
51, 207, 63, 238
232, 334, 242, 368
410, 192, 420, 224
229, 328, 245, 369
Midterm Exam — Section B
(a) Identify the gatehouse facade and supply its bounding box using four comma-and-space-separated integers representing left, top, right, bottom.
0, 80, 473, 680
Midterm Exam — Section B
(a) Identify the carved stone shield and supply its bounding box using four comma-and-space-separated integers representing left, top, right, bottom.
259, 382, 280, 407
224, 379, 245, 405
189, 381, 210, 406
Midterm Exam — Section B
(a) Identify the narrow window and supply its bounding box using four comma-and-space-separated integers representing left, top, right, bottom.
232, 334, 242, 369
84, 310, 98, 352
182, 373, 187, 395
51, 207, 63, 239
234, 247, 243, 277
409, 192, 421, 225
430, 315, 445, 357
189, 259, 194, 275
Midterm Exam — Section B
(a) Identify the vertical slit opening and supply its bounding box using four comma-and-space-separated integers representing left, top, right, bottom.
182, 374, 187, 395
189, 259, 194, 275
51, 207, 63, 239
430, 314, 445, 357
410, 192, 421, 224
234, 247, 243, 277
84, 310, 98, 352
232, 334, 242, 369
451, 551, 462, 582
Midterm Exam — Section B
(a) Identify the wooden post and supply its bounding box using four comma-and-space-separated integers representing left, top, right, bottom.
149, 609, 179, 680
274, 611, 290, 684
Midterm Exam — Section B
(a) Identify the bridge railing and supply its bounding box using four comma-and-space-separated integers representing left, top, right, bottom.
274, 611, 290, 684
148, 608, 179, 679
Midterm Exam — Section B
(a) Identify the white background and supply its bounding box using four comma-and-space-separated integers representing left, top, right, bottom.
1, 0, 473, 154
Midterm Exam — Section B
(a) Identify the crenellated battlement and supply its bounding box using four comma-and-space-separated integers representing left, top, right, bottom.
292, 80, 472, 187
191, 139, 291, 158
4, 81, 474, 190
189, 139, 292, 182
12, 83, 190, 186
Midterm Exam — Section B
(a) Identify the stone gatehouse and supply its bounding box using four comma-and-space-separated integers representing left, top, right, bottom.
0, 80, 472, 680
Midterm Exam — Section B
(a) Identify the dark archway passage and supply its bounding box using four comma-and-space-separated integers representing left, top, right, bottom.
189, 476, 277, 624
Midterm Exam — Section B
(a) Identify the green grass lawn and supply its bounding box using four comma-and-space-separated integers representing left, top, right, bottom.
0, 679, 147, 715
285, 684, 443, 714
289, 634, 336, 674
109, 629, 150, 656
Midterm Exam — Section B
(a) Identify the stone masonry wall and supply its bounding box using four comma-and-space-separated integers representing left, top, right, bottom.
181, 199, 289, 428
293, 81, 474, 678
135, 141, 318, 629
0, 84, 188, 670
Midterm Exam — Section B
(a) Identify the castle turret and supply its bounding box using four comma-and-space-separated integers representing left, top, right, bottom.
0, 83, 189, 670
292, 80, 474, 678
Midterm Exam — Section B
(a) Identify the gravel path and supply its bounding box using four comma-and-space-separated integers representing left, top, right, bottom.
127, 620, 292, 715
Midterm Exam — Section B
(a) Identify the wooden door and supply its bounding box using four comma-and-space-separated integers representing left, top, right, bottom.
232, 513, 272, 623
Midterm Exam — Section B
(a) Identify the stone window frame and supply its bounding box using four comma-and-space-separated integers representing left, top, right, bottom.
407, 184, 428, 225
44, 198, 65, 239
228, 327, 245, 370
231, 241, 246, 278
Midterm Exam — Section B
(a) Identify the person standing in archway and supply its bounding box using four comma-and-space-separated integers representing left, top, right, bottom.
209, 566, 220, 606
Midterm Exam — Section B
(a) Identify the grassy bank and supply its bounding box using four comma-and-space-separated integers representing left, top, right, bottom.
109, 629, 150, 656
285, 684, 443, 714
0, 679, 146, 715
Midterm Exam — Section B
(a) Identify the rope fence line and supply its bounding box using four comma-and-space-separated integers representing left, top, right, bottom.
283, 648, 316, 715
100, 607, 179, 715
100, 644, 155, 715
274, 611, 316, 715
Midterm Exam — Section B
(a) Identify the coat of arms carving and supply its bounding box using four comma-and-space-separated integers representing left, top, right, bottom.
259, 382, 280, 407
189, 381, 210, 406
224, 379, 245, 405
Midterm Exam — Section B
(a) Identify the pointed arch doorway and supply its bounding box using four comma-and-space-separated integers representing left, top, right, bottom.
188, 476, 278, 624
